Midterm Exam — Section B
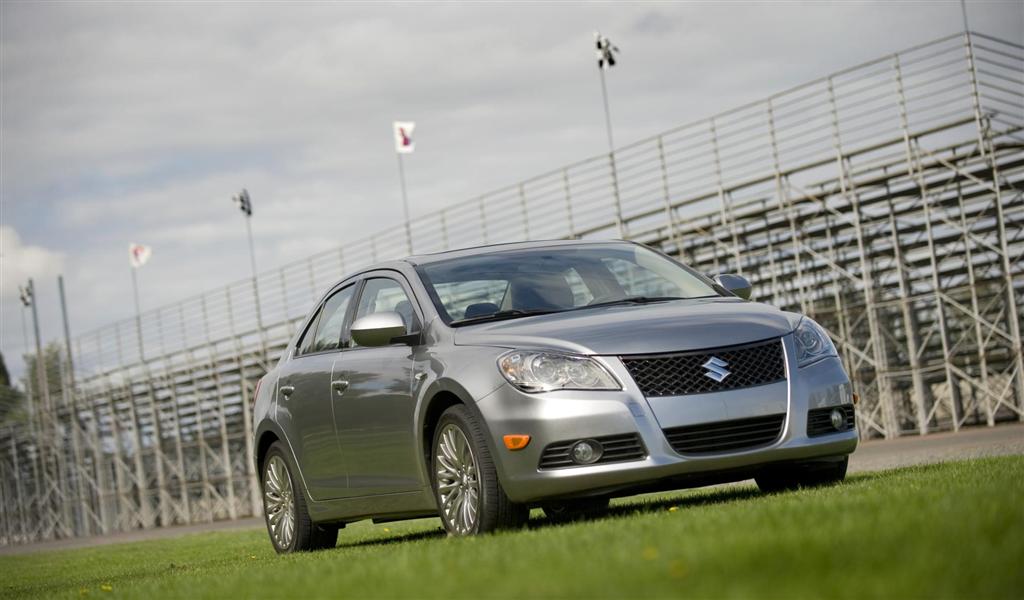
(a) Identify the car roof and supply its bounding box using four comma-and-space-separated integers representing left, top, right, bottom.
403, 239, 633, 266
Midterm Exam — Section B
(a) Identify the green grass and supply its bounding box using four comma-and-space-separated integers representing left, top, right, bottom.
2, 456, 1022, 599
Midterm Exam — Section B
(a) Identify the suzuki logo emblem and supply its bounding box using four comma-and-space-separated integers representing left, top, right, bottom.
702, 356, 731, 382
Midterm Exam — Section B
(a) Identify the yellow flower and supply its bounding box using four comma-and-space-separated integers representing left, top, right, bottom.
383, 528, 391, 533
100, 584, 113, 593
668, 506, 679, 512
669, 560, 688, 579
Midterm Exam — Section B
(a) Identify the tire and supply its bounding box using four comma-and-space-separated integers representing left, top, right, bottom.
755, 456, 849, 493
431, 405, 527, 536
261, 441, 339, 553
542, 496, 611, 523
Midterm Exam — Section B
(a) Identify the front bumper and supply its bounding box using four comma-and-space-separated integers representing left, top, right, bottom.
476, 336, 857, 503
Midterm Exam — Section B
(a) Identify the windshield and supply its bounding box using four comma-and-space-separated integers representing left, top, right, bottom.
415, 244, 721, 325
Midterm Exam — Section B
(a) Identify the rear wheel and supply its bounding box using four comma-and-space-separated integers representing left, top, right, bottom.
755, 456, 849, 493
262, 442, 338, 553
431, 405, 527, 536
542, 496, 611, 523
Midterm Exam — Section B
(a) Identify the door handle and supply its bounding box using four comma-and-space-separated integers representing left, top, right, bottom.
280, 385, 295, 397
332, 380, 350, 395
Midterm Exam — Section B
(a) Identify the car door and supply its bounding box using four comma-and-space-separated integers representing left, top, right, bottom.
332, 274, 423, 496
276, 284, 356, 501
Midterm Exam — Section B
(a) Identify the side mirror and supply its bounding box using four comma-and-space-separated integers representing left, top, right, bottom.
714, 274, 752, 300
351, 312, 408, 347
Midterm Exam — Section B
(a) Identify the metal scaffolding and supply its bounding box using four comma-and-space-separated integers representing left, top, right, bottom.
1, 31, 1021, 545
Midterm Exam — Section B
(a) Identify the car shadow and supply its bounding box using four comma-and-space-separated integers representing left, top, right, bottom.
529, 473, 883, 529
335, 473, 884, 549
337, 528, 447, 550
526, 486, 762, 530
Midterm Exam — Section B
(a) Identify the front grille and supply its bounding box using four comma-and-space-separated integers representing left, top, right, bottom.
807, 404, 856, 437
663, 413, 786, 455
621, 338, 786, 397
538, 433, 647, 470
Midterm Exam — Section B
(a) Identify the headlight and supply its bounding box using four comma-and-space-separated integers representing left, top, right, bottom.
793, 317, 838, 367
497, 351, 620, 393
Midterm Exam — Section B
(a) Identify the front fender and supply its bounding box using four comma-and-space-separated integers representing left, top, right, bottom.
411, 344, 508, 486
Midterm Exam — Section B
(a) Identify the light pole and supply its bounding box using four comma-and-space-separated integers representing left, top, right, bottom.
594, 32, 624, 237
57, 276, 76, 390
18, 285, 31, 356
18, 285, 36, 423
233, 189, 268, 363
22, 280, 50, 413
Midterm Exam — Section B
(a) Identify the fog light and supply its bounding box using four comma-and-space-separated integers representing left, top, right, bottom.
570, 440, 603, 465
830, 408, 845, 431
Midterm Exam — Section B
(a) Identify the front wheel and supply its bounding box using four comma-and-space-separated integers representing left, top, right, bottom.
262, 442, 338, 553
755, 456, 849, 493
431, 405, 527, 536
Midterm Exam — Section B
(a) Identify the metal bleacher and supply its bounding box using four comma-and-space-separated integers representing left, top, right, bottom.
1, 31, 1020, 545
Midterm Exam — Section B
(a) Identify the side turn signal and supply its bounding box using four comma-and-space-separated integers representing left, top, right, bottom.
503, 434, 531, 451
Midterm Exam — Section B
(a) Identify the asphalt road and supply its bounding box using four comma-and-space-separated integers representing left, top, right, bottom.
848, 421, 1024, 472
3, 422, 1021, 556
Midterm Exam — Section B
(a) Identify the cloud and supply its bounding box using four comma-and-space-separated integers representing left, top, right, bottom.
632, 10, 675, 35
2, 0, 1022, 380
0, 225, 65, 300
0, 226, 65, 380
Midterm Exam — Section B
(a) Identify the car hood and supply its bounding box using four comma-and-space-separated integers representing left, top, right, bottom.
453, 297, 799, 355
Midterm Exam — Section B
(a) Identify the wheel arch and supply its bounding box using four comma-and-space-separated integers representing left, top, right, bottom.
417, 378, 498, 479
255, 428, 281, 478
254, 420, 303, 491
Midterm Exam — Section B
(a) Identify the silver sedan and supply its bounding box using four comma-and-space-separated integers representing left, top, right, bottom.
253, 240, 856, 552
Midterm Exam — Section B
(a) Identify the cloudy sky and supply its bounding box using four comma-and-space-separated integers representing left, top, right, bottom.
1, 1, 1021, 382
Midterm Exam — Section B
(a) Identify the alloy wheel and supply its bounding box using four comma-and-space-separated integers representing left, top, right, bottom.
264, 455, 296, 549
434, 423, 480, 534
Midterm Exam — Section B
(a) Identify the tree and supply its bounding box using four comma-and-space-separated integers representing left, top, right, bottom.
0, 351, 26, 423
0, 343, 70, 424
23, 342, 69, 408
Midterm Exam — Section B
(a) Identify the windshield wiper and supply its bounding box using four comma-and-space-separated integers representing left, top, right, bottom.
450, 308, 560, 327
579, 296, 688, 310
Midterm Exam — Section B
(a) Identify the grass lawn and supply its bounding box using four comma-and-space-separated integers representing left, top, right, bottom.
2, 456, 1021, 599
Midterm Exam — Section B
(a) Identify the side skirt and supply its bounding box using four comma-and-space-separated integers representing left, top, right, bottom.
306, 487, 438, 525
